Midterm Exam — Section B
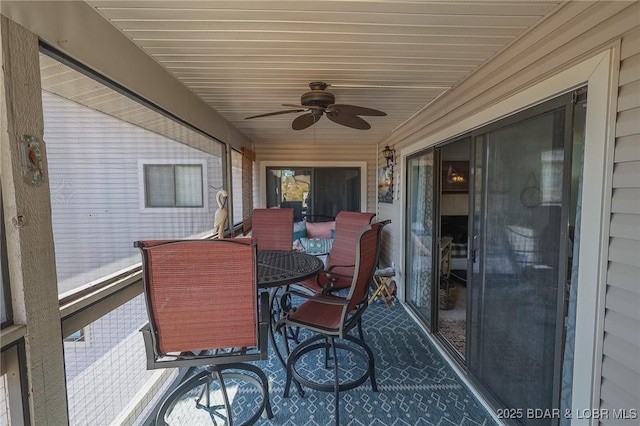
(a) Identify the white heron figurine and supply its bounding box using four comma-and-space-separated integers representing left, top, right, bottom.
213, 189, 228, 238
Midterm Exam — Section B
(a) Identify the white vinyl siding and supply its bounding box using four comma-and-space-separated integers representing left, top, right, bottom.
42, 92, 223, 292
599, 26, 640, 424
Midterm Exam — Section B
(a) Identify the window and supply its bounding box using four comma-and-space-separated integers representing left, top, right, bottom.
64, 328, 87, 344
266, 167, 361, 219
41, 50, 225, 296
231, 150, 243, 225
39, 48, 225, 425
144, 164, 204, 208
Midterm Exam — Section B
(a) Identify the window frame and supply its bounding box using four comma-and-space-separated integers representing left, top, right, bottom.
138, 159, 209, 212
231, 149, 244, 226
1, 184, 13, 329
260, 161, 368, 213
1, 339, 29, 426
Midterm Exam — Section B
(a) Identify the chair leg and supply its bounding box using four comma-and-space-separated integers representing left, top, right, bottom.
285, 333, 376, 426
357, 317, 364, 341
163, 364, 273, 425
329, 337, 340, 426
215, 370, 234, 426
195, 379, 211, 407
284, 349, 306, 399
345, 335, 378, 392
237, 362, 275, 421
324, 336, 331, 369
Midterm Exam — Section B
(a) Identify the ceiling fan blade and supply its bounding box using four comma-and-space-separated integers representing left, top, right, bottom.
245, 109, 305, 119
326, 111, 371, 130
329, 104, 386, 116
282, 103, 324, 110
292, 112, 321, 130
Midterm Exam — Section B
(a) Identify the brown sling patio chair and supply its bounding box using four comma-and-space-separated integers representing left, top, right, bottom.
251, 208, 294, 251
296, 211, 376, 294
277, 220, 389, 426
134, 238, 273, 426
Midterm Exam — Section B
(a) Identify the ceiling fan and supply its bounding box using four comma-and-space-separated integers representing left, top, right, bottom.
244, 82, 386, 130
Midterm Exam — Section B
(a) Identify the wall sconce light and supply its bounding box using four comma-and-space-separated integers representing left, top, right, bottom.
382, 145, 395, 168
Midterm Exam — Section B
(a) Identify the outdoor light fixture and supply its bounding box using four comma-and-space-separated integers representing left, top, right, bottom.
382, 145, 395, 167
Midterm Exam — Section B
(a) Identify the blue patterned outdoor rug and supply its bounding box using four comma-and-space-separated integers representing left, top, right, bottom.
159, 299, 497, 425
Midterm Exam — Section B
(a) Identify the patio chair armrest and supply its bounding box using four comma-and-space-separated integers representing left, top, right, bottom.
305, 293, 350, 306
321, 265, 354, 283
325, 264, 355, 274
284, 287, 348, 306
285, 288, 347, 305
317, 265, 354, 293
287, 288, 320, 300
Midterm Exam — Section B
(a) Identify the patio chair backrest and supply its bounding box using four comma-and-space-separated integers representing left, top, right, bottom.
135, 238, 258, 355
252, 208, 294, 250
326, 211, 376, 278
346, 220, 389, 311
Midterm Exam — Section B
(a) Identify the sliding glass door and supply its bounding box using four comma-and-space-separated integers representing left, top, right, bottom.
405, 150, 436, 328
265, 167, 361, 219
405, 91, 583, 425
468, 93, 574, 424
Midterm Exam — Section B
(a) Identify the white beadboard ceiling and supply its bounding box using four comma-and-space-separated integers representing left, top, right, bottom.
81, 0, 563, 146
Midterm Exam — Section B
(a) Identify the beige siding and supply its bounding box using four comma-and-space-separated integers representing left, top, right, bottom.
253, 143, 379, 214
600, 25, 640, 423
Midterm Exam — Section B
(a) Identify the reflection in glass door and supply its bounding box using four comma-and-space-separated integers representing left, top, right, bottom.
468, 94, 573, 425
405, 150, 436, 328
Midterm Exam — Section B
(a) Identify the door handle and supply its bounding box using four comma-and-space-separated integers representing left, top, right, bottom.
471, 235, 479, 264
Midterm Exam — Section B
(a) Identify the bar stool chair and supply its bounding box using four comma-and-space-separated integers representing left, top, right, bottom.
278, 221, 388, 425
135, 238, 273, 426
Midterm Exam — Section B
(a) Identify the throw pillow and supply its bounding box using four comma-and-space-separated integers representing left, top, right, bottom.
306, 221, 336, 239
299, 237, 333, 255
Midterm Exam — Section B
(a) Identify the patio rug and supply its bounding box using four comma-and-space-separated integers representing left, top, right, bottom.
438, 318, 467, 355
157, 298, 497, 426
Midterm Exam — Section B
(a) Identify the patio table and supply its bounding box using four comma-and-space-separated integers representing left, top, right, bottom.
257, 250, 324, 368
257, 250, 323, 288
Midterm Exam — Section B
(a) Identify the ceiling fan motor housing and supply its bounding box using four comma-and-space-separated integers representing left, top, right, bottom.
301, 82, 335, 107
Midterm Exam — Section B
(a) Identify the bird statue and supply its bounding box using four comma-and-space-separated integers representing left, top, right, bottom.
213, 189, 228, 238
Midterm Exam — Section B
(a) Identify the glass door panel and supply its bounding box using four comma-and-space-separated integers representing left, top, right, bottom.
405, 150, 436, 328
468, 99, 571, 424
312, 167, 360, 217
266, 167, 360, 219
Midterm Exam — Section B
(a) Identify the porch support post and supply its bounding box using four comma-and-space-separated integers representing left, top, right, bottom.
1, 16, 69, 424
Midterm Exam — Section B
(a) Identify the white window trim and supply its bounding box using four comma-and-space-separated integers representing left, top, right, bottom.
259, 161, 368, 212
137, 159, 209, 212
